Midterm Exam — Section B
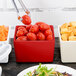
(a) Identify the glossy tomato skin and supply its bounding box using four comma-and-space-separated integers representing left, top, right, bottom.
18, 26, 25, 30
22, 15, 31, 25
44, 29, 52, 36
18, 26, 28, 35
26, 24, 32, 30
23, 28, 28, 35
29, 25, 39, 33
27, 33, 37, 40
39, 23, 50, 31
16, 36, 27, 40
35, 22, 45, 26
37, 32, 45, 40
46, 35, 53, 40
16, 30, 24, 37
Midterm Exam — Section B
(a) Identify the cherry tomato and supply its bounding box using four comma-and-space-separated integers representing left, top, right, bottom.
46, 35, 53, 40
18, 26, 28, 35
16, 30, 24, 37
27, 33, 37, 40
16, 36, 27, 40
22, 15, 31, 25
44, 29, 52, 36
35, 22, 45, 26
37, 32, 45, 40
18, 26, 25, 30
26, 24, 32, 30
39, 23, 50, 31
23, 28, 28, 35
29, 25, 39, 33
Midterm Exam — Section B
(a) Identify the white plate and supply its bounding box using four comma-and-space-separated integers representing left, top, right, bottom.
0, 25, 11, 63
17, 64, 76, 76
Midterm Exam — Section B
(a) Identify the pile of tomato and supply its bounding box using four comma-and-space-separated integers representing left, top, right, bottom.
16, 22, 53, 41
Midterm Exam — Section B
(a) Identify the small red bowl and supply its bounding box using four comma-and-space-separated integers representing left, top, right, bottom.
14, 25, 55, 62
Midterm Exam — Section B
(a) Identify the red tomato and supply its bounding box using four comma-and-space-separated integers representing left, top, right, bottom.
44, 29, 52, 36
27, 33, 37, 40
39, 23, 50, 31
16, 36, 27, 40
23, 28, 28, 35
46, 35, 53, 40
37, 32, 45, 40
29, 25, 39, 33
22, 15, 31, 25
26, 24, 32, 30
18, 26, 25, 30
16, 30, 24, 37
35, 22, 45, 26
18, 26, 28, 35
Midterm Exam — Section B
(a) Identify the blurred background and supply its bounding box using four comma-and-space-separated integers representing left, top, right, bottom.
0, 0, 76, 37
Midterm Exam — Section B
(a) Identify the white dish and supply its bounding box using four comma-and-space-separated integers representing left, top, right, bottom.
58, 25, 76, 63
0, 25, 11, 63
17, 64, 76, 76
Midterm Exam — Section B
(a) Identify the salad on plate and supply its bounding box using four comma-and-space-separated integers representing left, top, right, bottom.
24, 64, 72, 76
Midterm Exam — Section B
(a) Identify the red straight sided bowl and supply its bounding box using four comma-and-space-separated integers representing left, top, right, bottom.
14, 25, 55, 62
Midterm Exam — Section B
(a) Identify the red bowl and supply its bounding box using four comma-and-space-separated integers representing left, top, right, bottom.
14, 25, 55, 62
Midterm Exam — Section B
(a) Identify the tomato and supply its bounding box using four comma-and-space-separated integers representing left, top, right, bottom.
27, 33, 37, 40
29, 25, 39, 33
16, 36, 27, 40
18, 26, 28, 35
18, 26, 25, 30
39, 23, 50, 31
23, 28, 28, 35
22, 15, 31, 25
26, 24, 32, 30
35, 22, 50, 31
46, 35, 53, 40
37, 32, 45, 40
35, 22, 45, 26
16, 30, 24, 37
44, 29, 52, 36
